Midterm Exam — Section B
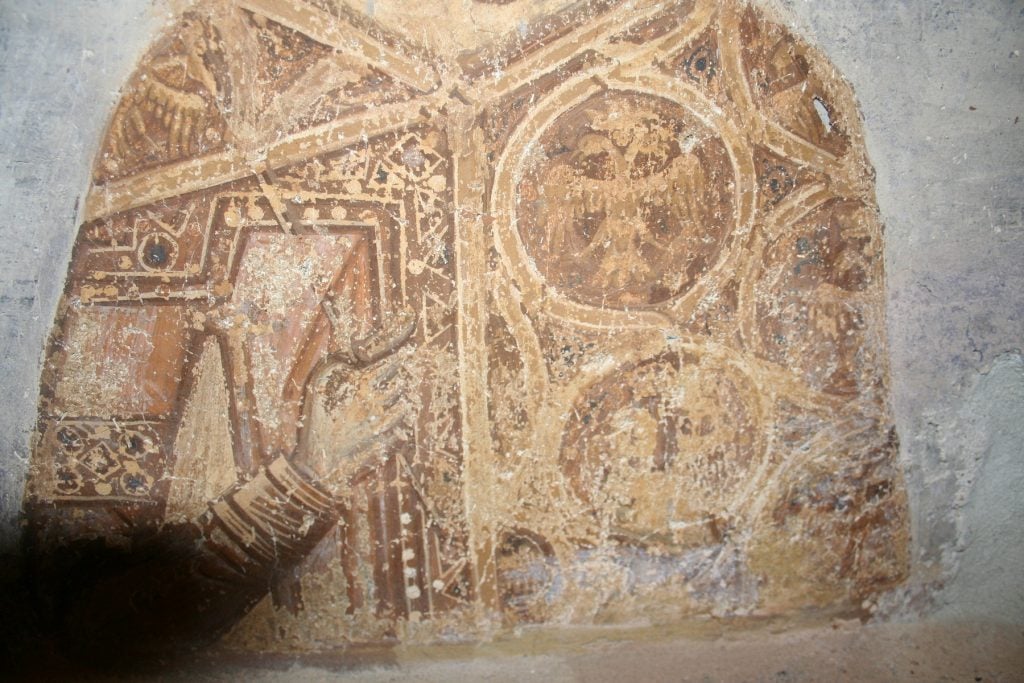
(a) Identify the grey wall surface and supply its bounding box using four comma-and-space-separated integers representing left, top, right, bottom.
1, 0, 1021, 623
0, 1, 170, 550
771, 0, 1024, 623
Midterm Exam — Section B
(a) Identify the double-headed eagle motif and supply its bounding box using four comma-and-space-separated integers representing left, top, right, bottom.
532, 98, 724, 305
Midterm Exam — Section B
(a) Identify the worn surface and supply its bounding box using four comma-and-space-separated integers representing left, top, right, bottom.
95, 618, 1024, 682
2, 0, 1023, 670
15, 0, 910, 654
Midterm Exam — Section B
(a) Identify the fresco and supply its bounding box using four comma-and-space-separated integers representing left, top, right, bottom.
24, 0, 908, 659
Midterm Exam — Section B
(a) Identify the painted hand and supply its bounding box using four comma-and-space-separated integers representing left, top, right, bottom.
292, 310, 417, 493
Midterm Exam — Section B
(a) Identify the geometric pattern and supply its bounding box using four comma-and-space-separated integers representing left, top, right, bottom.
26, 0, 908, 651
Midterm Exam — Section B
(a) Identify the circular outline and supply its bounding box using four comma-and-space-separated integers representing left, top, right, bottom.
513, 90, 734, 309
137, 231, 180, 272
491, 72, 757, 330
556, 345, 772, 529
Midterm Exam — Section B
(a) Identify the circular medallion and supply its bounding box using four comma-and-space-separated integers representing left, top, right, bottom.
516, 90, 735, 308
559, 352, 761, 548
138, 231, 179, 271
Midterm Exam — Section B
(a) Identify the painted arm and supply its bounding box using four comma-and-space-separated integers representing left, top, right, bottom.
43, 312, 417, 667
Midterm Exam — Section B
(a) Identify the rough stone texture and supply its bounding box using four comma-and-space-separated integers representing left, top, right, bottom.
0, 0, 1022, 671
935, 353, 1024, 625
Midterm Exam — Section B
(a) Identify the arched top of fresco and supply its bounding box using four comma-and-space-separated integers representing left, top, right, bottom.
27, 0, 907, 659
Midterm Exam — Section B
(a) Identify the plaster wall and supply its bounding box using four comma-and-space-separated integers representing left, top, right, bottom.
1, 0, 1021, 630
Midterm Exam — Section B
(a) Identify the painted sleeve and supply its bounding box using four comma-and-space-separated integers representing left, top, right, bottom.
200, 456, 337, 581
42, 456, 338, 665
